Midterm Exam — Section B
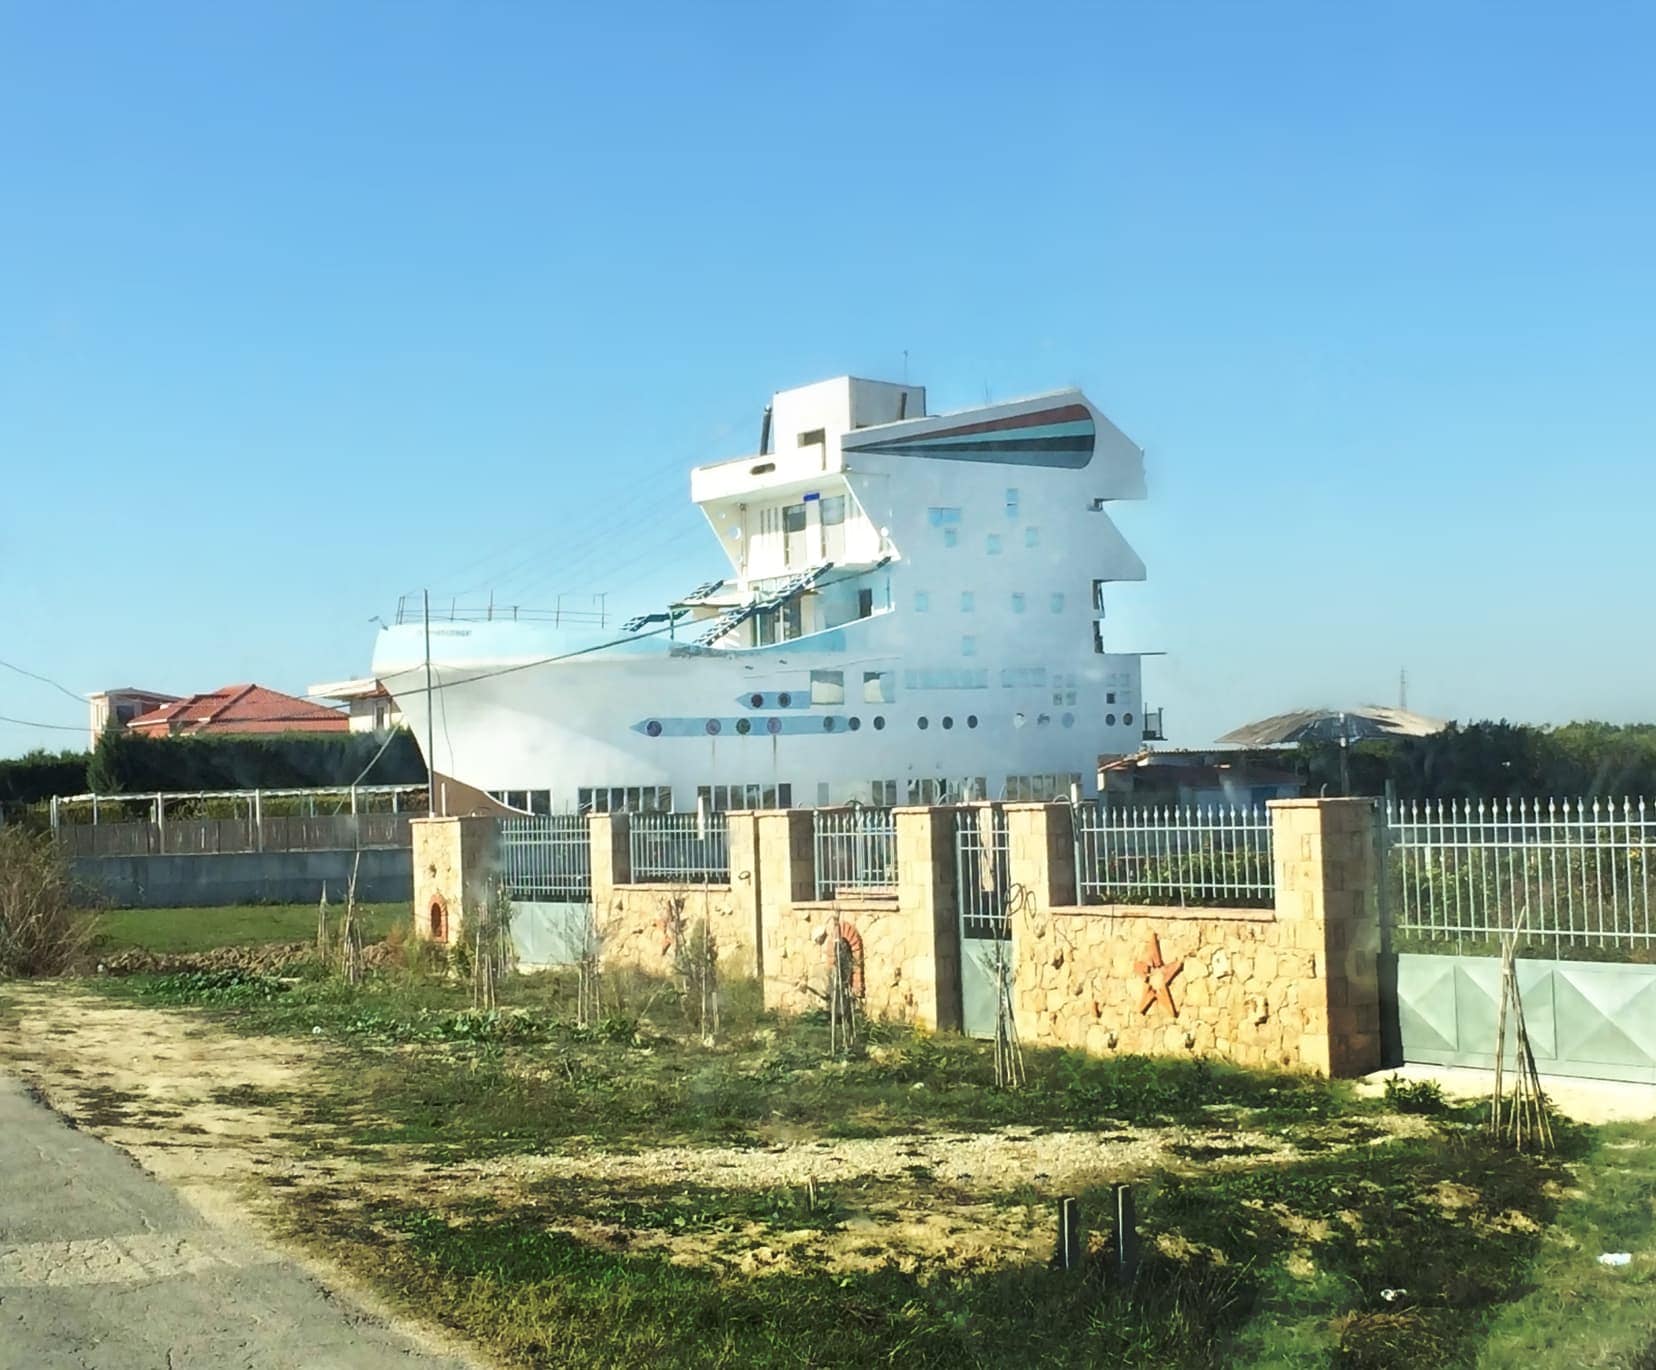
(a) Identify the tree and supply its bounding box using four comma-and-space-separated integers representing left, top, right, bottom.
85, 716, 137, 794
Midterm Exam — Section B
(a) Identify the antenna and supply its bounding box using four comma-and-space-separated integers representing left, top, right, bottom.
1399, 667, 1408, 711
902, 349, 908, 384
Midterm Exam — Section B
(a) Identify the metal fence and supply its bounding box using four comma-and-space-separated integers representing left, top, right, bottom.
813, 807, 899, 899
1075, 803, 1275, 908
56, 813, 412, 858
498, 815, 592, 900
955, 806, 1012, 939
628, 811, 730, 882
1386, 797, 1656, 952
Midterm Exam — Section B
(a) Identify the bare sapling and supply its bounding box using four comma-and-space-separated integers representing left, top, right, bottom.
575, 901, 603, 1029
471, 878, 515, 1010
340, 854, 364, 986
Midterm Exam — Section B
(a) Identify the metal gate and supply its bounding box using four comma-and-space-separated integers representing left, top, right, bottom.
955, 805, 1012, 1039
1384, 798, 1656, 1083
498, 816, 594, 968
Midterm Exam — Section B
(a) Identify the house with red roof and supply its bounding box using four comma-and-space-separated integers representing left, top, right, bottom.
125, 683, 349, 738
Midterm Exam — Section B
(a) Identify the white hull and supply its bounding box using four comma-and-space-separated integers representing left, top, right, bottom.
371, 376, 1156, 813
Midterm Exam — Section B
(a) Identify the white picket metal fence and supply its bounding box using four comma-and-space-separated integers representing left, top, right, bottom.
1074, 803, 1276, 908
813, 807, 899, 899
1385, 797, 1656, 951
498, 815, 592, 900
628, 812, 730, 882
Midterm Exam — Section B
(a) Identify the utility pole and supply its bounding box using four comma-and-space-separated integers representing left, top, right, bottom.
423, 588, 436, 815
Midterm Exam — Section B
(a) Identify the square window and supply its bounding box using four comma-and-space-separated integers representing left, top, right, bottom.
1011, 592, 1025, 614
810, 669, 845, 705
797, 428, 825, 447
986, 534, 1002, 556
1050, 593, 1065, 613
863, 670, 894, 704
943, 527, 958, 547
962, 635, 977, 657
960, 591, 974, 612
1025, 526, 1039, 548
820, 495, 846, 526
1005, 488, 1019, 516
914, 591, 929, 613
1107, 691, 1116, 704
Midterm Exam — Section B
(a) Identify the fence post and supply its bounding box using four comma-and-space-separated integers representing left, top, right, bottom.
894, 807, 964, 1032
254, 789, 263, 852
1267, 798, 1383, 1076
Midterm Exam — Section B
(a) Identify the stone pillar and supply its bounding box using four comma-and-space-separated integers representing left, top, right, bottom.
410, 815, 498, 946
1268, 798, 1383, 1077
756, 810, 817, 1009
588, 812, 631, 906
894, 806, 963, 1033
1004, 802, 1074, 911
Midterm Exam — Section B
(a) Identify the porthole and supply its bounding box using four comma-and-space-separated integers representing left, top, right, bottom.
1037, 713, 1051, 726
749, 692, 764, 709
874, 716, 886, 730
942, 716, 954, 730
706, 719, 721, 735
1105, 713, 1117, 726
736, 718, 751, 735
645, 720, 663, 738
1062, 712, 1075, 728
823, 716, 836, 732
848, 716, 862, 731
1013, 713, 1026, 728
766, 717, 783, 735
778, 691, 792, 707
918, 716, 930, 730
1124, 712, 1134, 726
966, 715, 979, 729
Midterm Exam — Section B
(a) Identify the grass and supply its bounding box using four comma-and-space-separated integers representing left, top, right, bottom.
70, 964, 1653, 1367
1474, 1119, 1656, 1367
95, 967, 1355, 1154
276, 1120, 1582, 1369
89, 901, 411, 953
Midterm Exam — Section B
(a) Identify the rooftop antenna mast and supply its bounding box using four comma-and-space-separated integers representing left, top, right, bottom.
1399, 668, 1408, 711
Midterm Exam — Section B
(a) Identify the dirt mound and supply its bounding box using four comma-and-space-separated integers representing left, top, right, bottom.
91, 940, 408, 977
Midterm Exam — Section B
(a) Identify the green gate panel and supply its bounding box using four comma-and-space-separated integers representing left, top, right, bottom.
1395, 954, 1656, 1084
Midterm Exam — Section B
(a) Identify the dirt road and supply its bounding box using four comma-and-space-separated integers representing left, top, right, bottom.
0, 1075, 472, 1370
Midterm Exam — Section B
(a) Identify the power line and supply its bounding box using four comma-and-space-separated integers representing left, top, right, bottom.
0, 713, 85, 734
0, 658, 86, 705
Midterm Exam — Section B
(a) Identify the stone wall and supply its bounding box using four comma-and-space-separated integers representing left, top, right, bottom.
1005, 801, 1382, 1077
414, 798, 1384, 1076
590, 813, 761, 979
758, 808, 962, 1031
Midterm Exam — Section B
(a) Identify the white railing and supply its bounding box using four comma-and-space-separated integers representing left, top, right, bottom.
1075, 803, 1275, 908
813, 807, 898, 899
499, 815, 592, 900
628, 812, 730, 882
1386, 797, 1656, 951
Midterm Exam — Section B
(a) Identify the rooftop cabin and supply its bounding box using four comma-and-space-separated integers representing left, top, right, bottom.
682, 378, 920, 648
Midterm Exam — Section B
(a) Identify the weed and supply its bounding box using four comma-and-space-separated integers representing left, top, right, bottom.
1382, 1074, 1448, 1115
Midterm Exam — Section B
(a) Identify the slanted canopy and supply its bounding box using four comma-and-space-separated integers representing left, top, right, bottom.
1216, 706, 1447, 748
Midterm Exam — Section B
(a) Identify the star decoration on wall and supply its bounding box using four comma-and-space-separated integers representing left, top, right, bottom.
1134, 933, 1184, 1018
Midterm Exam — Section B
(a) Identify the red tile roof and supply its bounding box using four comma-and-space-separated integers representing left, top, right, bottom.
127, 684, 349, 737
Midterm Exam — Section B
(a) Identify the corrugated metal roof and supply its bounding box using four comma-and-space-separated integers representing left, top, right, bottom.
1215, 706, 1448, 748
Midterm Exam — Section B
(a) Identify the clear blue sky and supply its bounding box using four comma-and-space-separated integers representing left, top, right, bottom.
3, 1, 1652, 759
